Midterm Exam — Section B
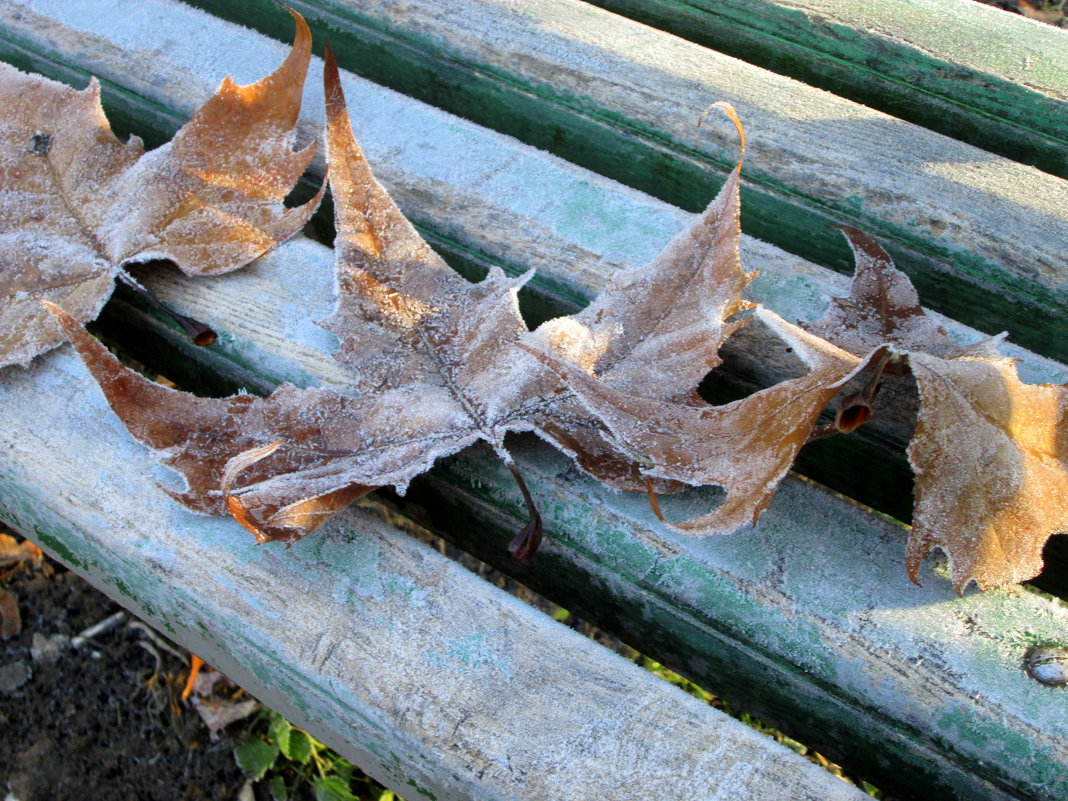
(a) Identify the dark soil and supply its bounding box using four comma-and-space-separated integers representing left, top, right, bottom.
0, 554, 247, 801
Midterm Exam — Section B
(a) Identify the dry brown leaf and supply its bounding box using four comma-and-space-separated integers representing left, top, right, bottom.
810, 227, 1068, 591
0, 8, 321, 367
534, 104, 753, 403
39, 50, 540, 545
906, 352, 1068, 591
530, 104, 754, 491
47, 51, 763, 558
47, 301, 378, 544
318, 46, 540, 470
192, 696, 260, 737
524, 310, 880, 533
805, 226, 959, 358
0, 533, 43, 569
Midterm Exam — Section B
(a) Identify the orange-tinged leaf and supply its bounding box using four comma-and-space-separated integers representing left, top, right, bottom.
0, 533, 43, 569
906, 353, 1068, 592
809, 227, 1068, 590
44, 46, 548, 545
318, 46, 537, 449
47, 81, 762, 554
0, 8, 321, 367
524, 310, 879, 533
529, 103, 753, 492
46, 301, 377, 544
534, 104, 753, 403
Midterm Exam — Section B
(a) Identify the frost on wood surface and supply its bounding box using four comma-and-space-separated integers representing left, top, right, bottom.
28, 28, 1068, 590
0, 348, 870, 801
0, 7, 321, 367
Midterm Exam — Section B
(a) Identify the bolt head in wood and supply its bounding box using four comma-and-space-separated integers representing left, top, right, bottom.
1024, 645, 1068, 687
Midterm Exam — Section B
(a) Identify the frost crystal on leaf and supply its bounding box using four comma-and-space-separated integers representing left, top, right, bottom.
36, 31, 1065, 590
0, 8, 321, 367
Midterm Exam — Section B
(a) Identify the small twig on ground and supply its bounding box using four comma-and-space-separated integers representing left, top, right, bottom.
181, 654, 206, 702
71, 610, 127, 651
126, 620, 186, 662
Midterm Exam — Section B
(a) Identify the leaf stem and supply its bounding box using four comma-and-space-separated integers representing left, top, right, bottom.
804, 423, 840, 445
117, 271, 217, 346
506, 463, 543, 564
645, 477, 666, 522
835, 348, 892, 433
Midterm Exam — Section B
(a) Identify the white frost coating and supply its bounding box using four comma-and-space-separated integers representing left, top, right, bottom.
4, 3, 1067, 793
0, 350, 866, 801
485, 437, 1068, 797
6, 0, 1065, 384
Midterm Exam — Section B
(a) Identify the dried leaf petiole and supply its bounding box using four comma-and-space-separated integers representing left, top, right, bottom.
834, 347, 895, 433
117, 272, 217, 346
506, 463, 544, 564
645, 477, 666, 522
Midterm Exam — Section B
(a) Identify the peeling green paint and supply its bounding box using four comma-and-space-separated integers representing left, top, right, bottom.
181, 0, 1067, 361
935, 704, 1066, 791
32, 527, 86, 570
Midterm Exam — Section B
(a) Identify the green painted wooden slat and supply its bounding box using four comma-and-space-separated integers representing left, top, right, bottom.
588, 0, 1068, 177
3, 6, 1067, 795
6, 0, 1064, 555
177, 0, 1068, 362
0, 351, 870, 801
90, 232, 1068, 801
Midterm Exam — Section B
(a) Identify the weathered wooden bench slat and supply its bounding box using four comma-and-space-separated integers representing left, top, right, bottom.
120, 229, 1068, 801
2, 2, 1067, 800
0, 349, 874, 801
4, 0, 1067, 542
179, 0, 1068, 362
586, 0, 1068, 177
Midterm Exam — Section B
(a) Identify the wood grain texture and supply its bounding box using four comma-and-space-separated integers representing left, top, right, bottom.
179, 0, 1068, 361
2, 3, 1067, 799
115, 230, 1068, 801
0, 350, 867, 801
2, 0, 1066, 524
588, 0, 1068, 176
3, 2, 1065, 355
